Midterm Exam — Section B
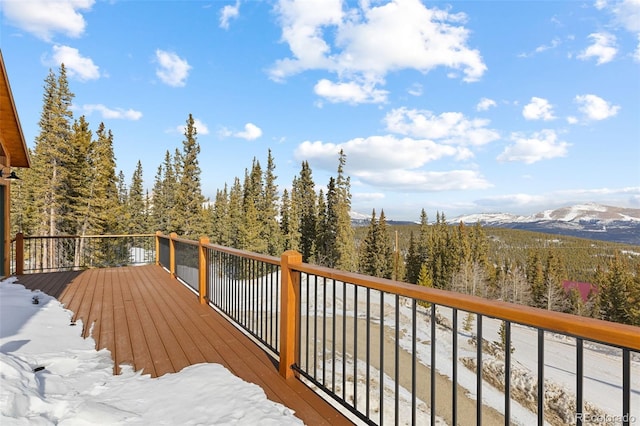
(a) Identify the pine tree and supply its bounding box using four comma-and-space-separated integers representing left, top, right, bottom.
598, 253, 632, 324
315, 189, 329, 265
227, 177, 244, 249
359, 209, 393, 278
64, 116, 94, 236
527, 250, 546, 309
90, 124, 120, 235
150, 151, 177, 233
126, 160, 147, 233
210, 185, 230, 246
404, 231, 420, 284
377, 210, 394, 278
280, 188, 300, 251
333, 150, 357, 272
293, 161, 316, 262
543, 251, 568, 311
240, 163, 265, 252
261, 150, 282, 255
31, 65, 74, 240
359, 209, 379, 276
416, 263, 433, 308
172, 114, 205, 239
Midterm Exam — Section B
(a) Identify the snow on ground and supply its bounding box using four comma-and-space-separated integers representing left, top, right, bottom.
294, 278, 640, 424
0, 277, 304, 426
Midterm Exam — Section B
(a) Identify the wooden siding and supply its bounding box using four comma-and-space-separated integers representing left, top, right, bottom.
15, 265, 353, 425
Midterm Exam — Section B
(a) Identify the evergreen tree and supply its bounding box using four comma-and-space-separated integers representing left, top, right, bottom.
90, 124, 120, 235
404, 231, 420, 284
227, 177, 244, 249
598, 253, 632, 324
31, 65, 74, 239
210, 185, 230, 246
333, 150, 357, 272
416, 263, 433, 308
543, 251, 568, 311
64, 116, 94, 236
293, 161, 316, 262
315, 189, 330, 265
377, 210, 394, 278
240, 164, 265, 252
126, 160, 147, 233
172, 114, 205, 239
280, 188, 300, 251
359, 209, 393, 278
527, 250, 546, 309
359, 209, 379, 276
10, 155, 39, 235
261, 150, 282, 255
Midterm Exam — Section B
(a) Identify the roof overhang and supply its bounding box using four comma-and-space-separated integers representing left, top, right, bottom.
0, 49, 31, 168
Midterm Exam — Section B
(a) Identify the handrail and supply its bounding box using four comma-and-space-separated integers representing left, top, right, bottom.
17, 232, 638, 424
289, 261, 640, 352
12, 233, 157, 274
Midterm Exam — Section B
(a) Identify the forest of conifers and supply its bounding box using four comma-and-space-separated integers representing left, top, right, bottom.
11, 65, 639, 326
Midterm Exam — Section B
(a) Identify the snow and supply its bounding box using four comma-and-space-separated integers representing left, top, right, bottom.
4, 266, 638, 426
295, 278, 640, 425
0, 277, 304, 426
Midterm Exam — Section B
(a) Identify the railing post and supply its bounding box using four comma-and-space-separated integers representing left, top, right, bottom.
280, 250, 302, 379
198, 237, 209, 304
155, 231, 161, 266
169, 232, 177, 279
15, 232, 24, 275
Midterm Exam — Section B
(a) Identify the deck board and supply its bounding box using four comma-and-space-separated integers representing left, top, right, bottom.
14, 265, 353, 426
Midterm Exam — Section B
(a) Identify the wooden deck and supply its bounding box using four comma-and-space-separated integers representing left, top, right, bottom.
15, 265, 353, 425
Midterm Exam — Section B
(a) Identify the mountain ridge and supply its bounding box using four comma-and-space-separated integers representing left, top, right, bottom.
350, 203, 640, 245
450, 203, 640, 245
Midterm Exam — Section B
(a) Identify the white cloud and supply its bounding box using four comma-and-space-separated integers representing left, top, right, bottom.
535, 38, 560, 53
522, 97, 555, 121
602, 0, 640, 61
353, 192, 386, 202
47, 45, 100, 81
355, 169, 491, 191
610, 0, 640, 32
177, 118, 209, 135
497, 129, 570, 164
220, 123, 262, 140
220, 1, 240, 29
155, 50, 191, 87
595, 0, 609, 11
270, 0, 486, 104
1, 0, 93, 41
578, 32, 617, 64
81, 104, 142, 120
313, 79, 388, 104
296, 136, 463, 170
407, 83, 423, 96
294, 135, 490, 191
575, 94, 620, 120
475, 186, 640, 212
476, 97, 497, 111
384, 107, 500, 146
236, 123, 263, 140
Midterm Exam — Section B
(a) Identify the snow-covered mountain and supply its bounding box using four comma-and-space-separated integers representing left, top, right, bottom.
451, 203, 640, 245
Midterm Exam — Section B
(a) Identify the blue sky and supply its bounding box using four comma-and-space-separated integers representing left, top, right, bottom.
1, 0, 639, 221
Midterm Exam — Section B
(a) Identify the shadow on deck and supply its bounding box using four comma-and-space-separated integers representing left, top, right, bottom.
15, 264, 352, 425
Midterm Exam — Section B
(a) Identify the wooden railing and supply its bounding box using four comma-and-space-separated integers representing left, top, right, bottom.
11, 233, 156, 274
155, 233, 639, 426
14, 232, 640, 425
